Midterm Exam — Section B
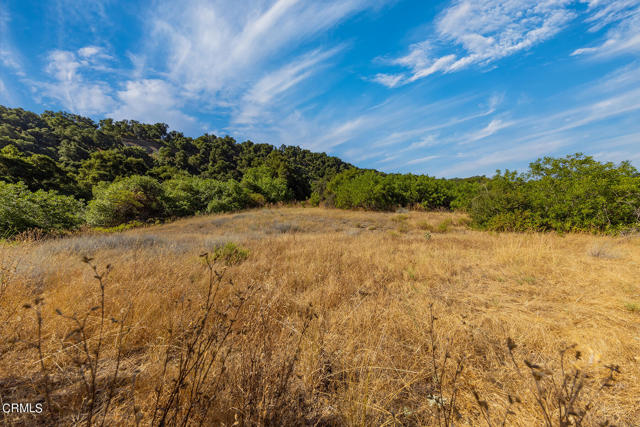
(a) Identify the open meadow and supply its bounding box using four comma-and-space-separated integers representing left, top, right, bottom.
1, 207, 639, 425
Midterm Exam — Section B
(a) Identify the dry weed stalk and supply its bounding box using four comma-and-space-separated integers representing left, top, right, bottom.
474, 338, 620, 427
427, 304, 465, 427
151, 252, 257, 426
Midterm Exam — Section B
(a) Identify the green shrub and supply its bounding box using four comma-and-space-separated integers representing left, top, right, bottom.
93, 220, 145, 233
469, 154, 640, 233
625, 302, 640, 313
163, 177, 252, 217
162, 176, 209, 217
248, 192, 266, 207
416, 220, 434, 231
209, 242, 249, 266
0, 181, 84, 237
324, 169, 453, 211
241, 166, 293, 203
204, 180, 252, 214
85, 176, 167, 227
308, 191, 321, 207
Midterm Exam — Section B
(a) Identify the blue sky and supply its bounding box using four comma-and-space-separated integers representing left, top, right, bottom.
1, 0, 639, 177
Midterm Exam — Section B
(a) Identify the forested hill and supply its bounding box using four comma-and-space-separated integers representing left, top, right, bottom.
0, 105, 353, 201
2, 105, 640, 236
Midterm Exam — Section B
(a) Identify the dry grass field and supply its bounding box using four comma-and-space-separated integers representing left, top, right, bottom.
1, 207, 639, 425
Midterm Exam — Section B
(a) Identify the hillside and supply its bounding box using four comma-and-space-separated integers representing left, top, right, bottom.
2, 105, 640, 238
0, 105, 353, 201
1, 207, 638, 425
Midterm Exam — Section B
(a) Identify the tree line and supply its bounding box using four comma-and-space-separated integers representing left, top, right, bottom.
317, 155, 640, 233
2, 105, 639, 236
0, 106, 351, 234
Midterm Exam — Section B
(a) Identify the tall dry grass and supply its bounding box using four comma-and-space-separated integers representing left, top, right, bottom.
0, 207, 638, 425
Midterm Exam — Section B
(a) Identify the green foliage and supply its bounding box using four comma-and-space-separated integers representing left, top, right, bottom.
0, 146, 84, 197
447, 176, 489, 211
203, 180, 252, 214
209, 242, 249, 266
469, 154, 640, 232
0, 105, 352, 225
241, 165, 294, 203
93, 220, 146, 233
4, 106, 640, 235
436, 218, 453, 233
77, 147, 153, 188
162, 176, 212, 217
324, 169, 453, 211
85, 176, 167, 227
625, 302, 640, 313
0, 181, 84, 237
308, 191, 321, 207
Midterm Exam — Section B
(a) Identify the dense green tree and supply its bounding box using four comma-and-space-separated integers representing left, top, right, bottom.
85, 176, 167, 227
324, 169, 453, 211
0, 181, 84, 236
77, 147, 154, 188
469, 154, 640, 232
0, 145, 83, 197
241, 165, 293, 203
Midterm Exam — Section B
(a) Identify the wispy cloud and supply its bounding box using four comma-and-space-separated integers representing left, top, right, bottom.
0, 4, 23, 75
0, 77, 7, 102
433, 63, 640, 176
464, 118, 514, 143
439, 136, 572, 176
405, 155, 440, 165
150, 0, 388, 96
37, 0, 391, 139
36, 46, 197, 129
111, 79, 196, 131
38, 48, 116, 114
234, 47, 343, 125
572, 1, 640, 57
374, 0, 575, 86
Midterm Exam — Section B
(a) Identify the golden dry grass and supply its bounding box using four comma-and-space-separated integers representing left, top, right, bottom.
1, 207, 639, 425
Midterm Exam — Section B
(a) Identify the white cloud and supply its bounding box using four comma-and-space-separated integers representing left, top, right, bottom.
406, 155, 440, 165
0, 4, 23, 75
375, 0, 575, 86
38, 46, 196, 129
465, 118, 514, 143
371, 73, 405, 88
234, 47, 342, 125
581, 0, 639, 32
151, 0, 388, 96
0, 77, 8, 103
40, 48, 115, 114
110, 79, 196, 130
439, 136, 572, 176
310, 116, 373, 150
572, 1, 640, 57
77, 45, 110, 59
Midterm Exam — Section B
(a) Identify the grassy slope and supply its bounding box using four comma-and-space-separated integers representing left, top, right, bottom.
1, 207, 639, 425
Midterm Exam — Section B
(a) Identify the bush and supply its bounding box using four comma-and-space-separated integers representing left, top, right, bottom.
324, 169, 453, 211
204, 180, 252, 214
85, 176, 167, 227
470, 154, 640, 232
241, 166, 294, 203
0, 181, 84, 237
163, 177, 253, 217
209, 242, 249, 266
325, 170, 393, 210
162, 176, 206, 217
